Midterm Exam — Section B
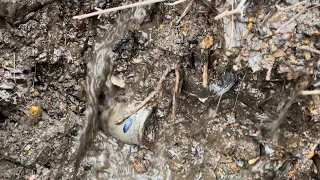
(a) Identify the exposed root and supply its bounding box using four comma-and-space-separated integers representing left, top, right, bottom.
116, 67, 174, 125
73, 0, 166, 20
214, 0, 246, 20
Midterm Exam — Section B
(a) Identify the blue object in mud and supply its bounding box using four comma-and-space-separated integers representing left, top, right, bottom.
123, 116, 134, 133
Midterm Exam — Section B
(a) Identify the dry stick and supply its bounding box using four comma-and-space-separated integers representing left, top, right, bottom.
171, 66, 182, 120
116, 67, 174, 125
176, 0, 193, 24
214, 0, 246, 20
275, 3, 309, 33
298, 46, 320, 55
73, 0, 166, 20
276, 0, 306, 11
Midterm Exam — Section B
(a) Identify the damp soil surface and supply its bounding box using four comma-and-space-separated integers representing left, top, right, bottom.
1, 0, 320, 179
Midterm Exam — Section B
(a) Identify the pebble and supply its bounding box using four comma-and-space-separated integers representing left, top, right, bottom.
24, 144, 31, 151
304, 52, 311, 60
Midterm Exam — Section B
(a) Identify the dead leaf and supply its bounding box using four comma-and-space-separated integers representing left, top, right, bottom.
230, 163, 239, 173
201, 35, 213, 49
273, 49, 286, 58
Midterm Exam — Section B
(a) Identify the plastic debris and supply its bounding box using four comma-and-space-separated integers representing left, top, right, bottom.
123, 116, 134, 133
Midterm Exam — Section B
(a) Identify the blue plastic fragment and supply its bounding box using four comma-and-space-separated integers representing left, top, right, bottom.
123, 116, 134, 133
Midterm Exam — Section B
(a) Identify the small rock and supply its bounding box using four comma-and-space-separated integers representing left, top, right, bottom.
304, 52, 311, 60
273, 49, 286, 58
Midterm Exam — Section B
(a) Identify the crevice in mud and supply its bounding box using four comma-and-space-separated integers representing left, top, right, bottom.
0, 111, 6, 123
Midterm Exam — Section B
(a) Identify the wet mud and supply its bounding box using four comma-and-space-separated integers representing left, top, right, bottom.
0, 0, 320, 179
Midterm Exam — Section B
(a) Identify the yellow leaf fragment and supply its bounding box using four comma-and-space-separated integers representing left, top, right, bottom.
216, 171, 223, 176
29, 106, 41, 117
33, 91, 39, 97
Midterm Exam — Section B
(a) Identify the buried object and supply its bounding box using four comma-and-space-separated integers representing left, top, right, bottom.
100, 102, 153, 145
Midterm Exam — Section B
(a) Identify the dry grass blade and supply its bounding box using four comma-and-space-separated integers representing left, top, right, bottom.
73, 0, 166, 20
165, 0, 186, 6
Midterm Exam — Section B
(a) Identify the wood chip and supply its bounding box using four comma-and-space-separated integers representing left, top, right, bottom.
248, 157, 260, 165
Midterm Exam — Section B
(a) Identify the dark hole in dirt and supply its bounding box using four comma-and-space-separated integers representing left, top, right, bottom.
0, 112, 6, 123
44, 162, 51, 169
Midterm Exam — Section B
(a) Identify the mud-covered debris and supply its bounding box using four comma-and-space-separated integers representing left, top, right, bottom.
201, 35, 213, 49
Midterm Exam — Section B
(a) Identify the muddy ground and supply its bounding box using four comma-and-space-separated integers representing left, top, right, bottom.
0, 0, 320, 179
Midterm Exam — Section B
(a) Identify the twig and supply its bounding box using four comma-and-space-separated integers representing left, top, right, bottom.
171, 66, 182, 120
116, 67, 174, 125
275, 3, 310, 33
276, 1, 306, 11
176, 0, 193, 24
73, 0, 166, 20
298, 46, 320, 55
214, 0, 246, 20
165, 0, 186, 6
